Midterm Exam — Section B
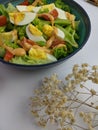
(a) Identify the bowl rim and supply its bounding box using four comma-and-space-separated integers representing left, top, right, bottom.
0, 0, 91, 69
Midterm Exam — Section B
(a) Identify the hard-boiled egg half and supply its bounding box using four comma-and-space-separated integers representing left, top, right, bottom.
16, 5, 41, 13
38, 3, 67, 20
29, 47, 47, 60
9, 12, 36, 25
43, 24, 65, 39
26, 24, 46, 42
29, 47, 57, 63
16, 3, 67, 20
16, 3, 55, 13
41, 4, 67, 20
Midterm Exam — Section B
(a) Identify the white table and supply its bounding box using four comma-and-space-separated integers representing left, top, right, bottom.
0, 0, 98, 130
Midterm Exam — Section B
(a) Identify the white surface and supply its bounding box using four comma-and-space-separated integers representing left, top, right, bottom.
0, 0, 98, 130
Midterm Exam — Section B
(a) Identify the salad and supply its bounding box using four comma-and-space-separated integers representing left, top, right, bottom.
0, 0, 80, 65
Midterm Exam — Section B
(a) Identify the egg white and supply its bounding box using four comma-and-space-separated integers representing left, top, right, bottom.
55, 7, 67, 20
47, 53, 57, 62
16, 5, 41, 13
32, 6, 41, 13
9, 12, 36, 25
56, 28, 65, 39
16, 3, 56, 13
26, 25, 46, 42
16, 4, 67, 20
16, 5, 27, 12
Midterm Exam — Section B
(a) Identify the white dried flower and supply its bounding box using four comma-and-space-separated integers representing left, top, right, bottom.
92, 65, 98, 70
30, 64, 98, 130
90, 89, 96, 95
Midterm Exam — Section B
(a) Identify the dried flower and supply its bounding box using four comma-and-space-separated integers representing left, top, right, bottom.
30, 63, 98, 130
90, 89, 96, 95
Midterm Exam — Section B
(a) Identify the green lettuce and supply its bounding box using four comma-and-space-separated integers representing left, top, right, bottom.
6, 3, 17, 13
10, 54, 57, 65
0, 4, 8, 16
0, 47, 6, 58
4, 41, 20, 49
54, 19, 71, 26
36, 41, 46, 46
53, 46, 67, 59
54, 0, 70, 12
56, 25, 79, 48
32, 18, 50, 31
0, 26, 6, 33
16, 26, 27, 40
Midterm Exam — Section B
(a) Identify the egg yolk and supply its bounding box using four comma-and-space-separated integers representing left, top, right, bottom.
43, 24, 53, 37
9, 12, 25, 25
29, 24, 42, 36
29, 47, 47, 59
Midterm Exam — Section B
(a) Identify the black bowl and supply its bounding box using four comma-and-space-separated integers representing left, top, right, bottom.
0, 0, 91, 69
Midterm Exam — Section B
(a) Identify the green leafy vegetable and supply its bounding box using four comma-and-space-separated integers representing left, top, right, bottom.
53, 46, 67, 59
0, 47, 6, 57
16, 26, 27, 40
56, 25, 78, 48
0, 26, 6, 33
54, 19, 71, 26
38, 8, 49, 14
10, 54, 56, 65
10, 56, 30, 65
66, 43, 74, 54
36, 41, 46, 46
6, 22, 15, 31
32, 18, 44, 31
54, 0, 70, 12
0, 4, 8, 16
6, 3, 17, 13
32, 18, 50, 31
4, 41, 19, 49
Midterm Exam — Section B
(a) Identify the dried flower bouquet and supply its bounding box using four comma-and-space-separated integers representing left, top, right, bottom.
30, 63, 98, 130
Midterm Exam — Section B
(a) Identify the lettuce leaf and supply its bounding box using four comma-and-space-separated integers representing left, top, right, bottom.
0, 26, 6, 33
0, 4, 8, 17
56, 25, 79, 48
4, 41, 20, 49
53, 46, 67, 59
54, 19, 71, 26
6, 3, 17, 13
16, 26, 27, 40
54, 0, 70, 12
10, 54, 57, 65
0, 47, 6, 58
